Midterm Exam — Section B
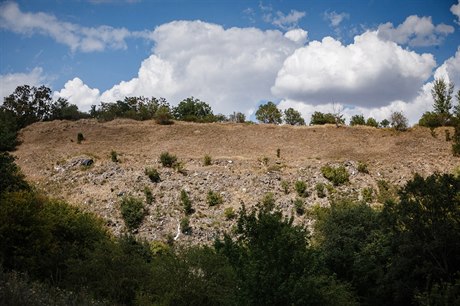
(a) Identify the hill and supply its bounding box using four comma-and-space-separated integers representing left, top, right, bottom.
13, 119, 459, 243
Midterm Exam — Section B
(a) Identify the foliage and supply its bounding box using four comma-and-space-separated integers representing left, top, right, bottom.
49, 98, 89, 121
154, 104, 173, 125
203, 154, 212, 166
173, 97, 215, 122
180, 217, 191, 234
284, 107, 305, 125
144, 187, 154, 205
224, 207, 236, 220
357, 162, 369, 174
321, 165, 350, 186
255, 101, 282, 124
350, 114, 366, 126
180, 189, 193, 215
110, 150, 118, 163
390, 111, 409, 131
0, 108, 19, 152
145, 167, 160, 183
295, 180, 308, 197
310, 111, 339, 125
316, 182, 326, 198
431, 78, 454, 125
260, 192, 275, 210
419, 111, 444, 128
281, 180, 290, 194
453, 123, 460, 156
361, 187, 374, 203
366, 117, 379, 128
229, 111, 246, 123
91, 96, 166, 122
376, 179, 398, 204
207, 190, 223, 207
77, 132, 84, 144
380, 119, 390, 128
120, 196, 145, 231
293, 198, 305, 215
0, 152, 29, 195
159, 152, 177, 167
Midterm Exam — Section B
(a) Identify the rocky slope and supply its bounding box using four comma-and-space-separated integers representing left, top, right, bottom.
13, 119, 459, 243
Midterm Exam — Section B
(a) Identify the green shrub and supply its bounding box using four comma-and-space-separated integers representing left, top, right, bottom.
316, 183, 326, 198
203, 154, 212, 166
159, 152, 177, 167
293, 198, 305, 215
145, 167, 160, 183
321, 165, 350, 186
361, 187, 374, 203
377, 180, 398, 204
261, 192, 275, 210
224, 207, 236, 220
295, 180, 308, 197
111, 150, 118, 162
120, 196, 145, 231
276, 148, 281, 158
207, 191, 223, 207
181, 189, 193, 215
77, 132, 84, 144
173, 161, 187, 175
154, 105, 173, 125
180, 217, 191, 234
144, 187, 154, 205
281, 180, 290, 194
357, 162, 369, 174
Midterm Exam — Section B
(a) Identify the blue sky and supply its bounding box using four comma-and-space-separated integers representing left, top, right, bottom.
1, 0, 460, 124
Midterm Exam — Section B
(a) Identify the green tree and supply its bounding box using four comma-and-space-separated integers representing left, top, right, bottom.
419, 111, 444, 128
310, 111, 340, 125
49, 98, 88, 121
0, 152, 29, 194
255, 101, 282, 124
454, 90, 460, 119
0, 108, 19, 151
431, 78, 454, 125
390, 111, 408, 131
229, 111, 246, 123
366, 117, 379, 128
284, 108, 305, 125
173, 97, 215, 122
380, 119, 390, 128
350, 114, 366, 126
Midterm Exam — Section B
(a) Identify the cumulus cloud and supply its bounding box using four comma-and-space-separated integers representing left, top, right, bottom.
0, 2, 134, 52
434, 46, 460, 85
452, 1, 460, 25
271, 31, 436, 107
101, 20, 303, 115
377, 15, 454, 47
55, 78, 100, 112
324, 11, 349, 27
0, 67, 47, 101
284, 28, 308, 45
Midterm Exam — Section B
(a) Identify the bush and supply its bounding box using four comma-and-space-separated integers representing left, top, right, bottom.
154, 105, 173, 125
181, 189, 193, 215
293, 198, 305, 215
144, 187, 154, 205
357, 162, 369, 174
321, 165, 349, 186
419, 111, 443, 128
0, 108, 19, 152
390, 111, 409, 131
120, 196, 145, 231
316, 183, 326, 198
77, 132, 84, 144
207, 190, 223, 207
145, 167, 160, 183
281, 180, 290, 194
361, 187, 374, 203
173, 97, 215, 122
366, 117, 379, 128
0, 152, 29, 194
376, 180, 398, 204
111, 150, 118, 163
224, 207, 236, 220
255, 102, 282, 124
203, 154, 212, 166
350, 114, 365, 126
261, 193, 275, 210
180, 217, 191, 234
380, 119, 390, 128
295, 180, 308, 197
310, 112, 338, 125
159, 152, 177, 167
284, 108, 305, 125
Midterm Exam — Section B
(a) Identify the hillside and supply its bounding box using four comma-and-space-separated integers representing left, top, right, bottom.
13, 119, 459, 243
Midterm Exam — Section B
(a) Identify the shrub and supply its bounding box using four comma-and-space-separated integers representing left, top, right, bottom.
390, 111, 409, 131
316, 183, 326, 198
0, 152, 29, 194
277, 148, 281, 158
111, 150, 118, 162
181, 189, 193, 215
144, 187, 154, 205
224, 207, 236, 220
361, 187, 374, 203
283, 108, 305, 125
261, 193, 275, 210
419, 111, 443, 128
145, 167, 160, 183
154, 105, 173, 125
295, 180, 308, 197
180, 217, 191, 234
173, 161, 187, 175
350, 114, 366, 126
377, 180, 398, 204
207, 191, 223, 207
357, 162, 369, 174
203, 154, 212, 166
173, 97, 215, 122
255, 101, 282, 124
321, 165, 350, 186
310, 112, 339, 125
159, 152, 177, 167
120, 196, 145, 231
281, 180, 290, 194
366, 117, 379, 128
380, 119, 390, 128
77, 132, 84, 144
293, 198, 305, 215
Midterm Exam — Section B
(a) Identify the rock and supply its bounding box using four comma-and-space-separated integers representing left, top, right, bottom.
81, 159, 94, 167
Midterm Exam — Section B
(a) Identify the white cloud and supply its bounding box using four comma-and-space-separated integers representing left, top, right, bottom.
271, 31, 436, 107
284, 28, 308, 45
377, 15, 454, 47
271, 10, 306, 30
101, 20, 303, 115
434, 47, 460, 86
54, 78, 100, 112
0, 2, 134, 52
324, 11, 349, 27
452, 0, 460, 25
0, 67, 47, 101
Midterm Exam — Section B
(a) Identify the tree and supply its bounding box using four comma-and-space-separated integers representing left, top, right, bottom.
229, 112, 246, 123
255, 101, 282, 124
350, 115, 366, 126
366, 117, 379, 128
3, 85, 53, 128
419, 111, 444, 128
0, 108, 19, 151
380, 119, 390, 128
310, 112, 338, 125
173, 97, 215, 122
284, 108, 305, 125
431, 78, 454, 125
49, 98, 88, 121
390, 111, 408, 131
454, 90, 460, 119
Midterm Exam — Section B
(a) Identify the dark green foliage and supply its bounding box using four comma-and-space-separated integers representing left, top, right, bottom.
380, 119, 390, 128
92, 96, 167, 122
316, 182, 326, 198
453, 123, 460, 156
77, 132, 84, 144
276, 148, 281, 158
255, 101, 282, 124
49, 98, 89, 121
180, 217, 191, 234
180, 189, 193, 215
390, 111, 409, 131
0, 108, 19, 152
310, 111, 339, 125
281, 180, 290, 194
284, 107, 305, 125
361, 187, 374, 203
154, 104, 173, 125
376, 179, 398, 204
159, 151, 177, 167
260, 192, 275, 210
224, 207, 236, 220
366, 117, 379, 127
419, 111, 444, 128
295, 180, 308, 197
173, 97, 215, 122
110, 150, 118, 162
144, 187, 154, 205
120, 196, 145, 231
431, 78, 454, 125
293, 198, 305, 215
357, 162, 369, 173
0, 153, 29, 195
350, 114, 366, 126
145, 167, 160, 183
203, 154, 212, 166
321, 165, 350, 186
207, 190, 223, 207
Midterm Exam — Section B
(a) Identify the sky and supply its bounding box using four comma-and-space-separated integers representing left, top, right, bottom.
1, 0, 460, 124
